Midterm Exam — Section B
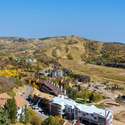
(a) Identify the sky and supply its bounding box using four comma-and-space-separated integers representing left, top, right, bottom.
0, 0, 125, 42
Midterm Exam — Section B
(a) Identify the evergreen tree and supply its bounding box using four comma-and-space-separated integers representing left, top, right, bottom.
4, 97, 17, 123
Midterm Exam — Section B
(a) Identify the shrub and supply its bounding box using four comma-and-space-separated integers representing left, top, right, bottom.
28, 108, 43, 125
0, 108, 10, 125
42, 116, 64, 125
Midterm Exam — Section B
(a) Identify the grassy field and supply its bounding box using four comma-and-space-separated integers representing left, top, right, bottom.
59, 59, 125, 85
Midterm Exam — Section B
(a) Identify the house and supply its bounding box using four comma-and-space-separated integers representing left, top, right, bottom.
51, 69, 64, 78
39, 80, 62, 96
38, 69, 64, 78
50, 64, 71, 78
37, 64, 70, 78
50, 95, 113, 125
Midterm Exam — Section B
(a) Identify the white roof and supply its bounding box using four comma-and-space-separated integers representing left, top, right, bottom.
76, 103, 106, 117
52, 95, 112, 117
52, 95, 76, 109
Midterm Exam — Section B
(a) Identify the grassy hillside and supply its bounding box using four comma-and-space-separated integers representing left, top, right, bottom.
0, 36, 125, 65
0, 35, 125, 85
59, 59, 125, 84
35, 36, 125, 65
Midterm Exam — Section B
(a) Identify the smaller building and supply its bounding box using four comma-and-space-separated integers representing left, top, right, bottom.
51, 69, 64, 78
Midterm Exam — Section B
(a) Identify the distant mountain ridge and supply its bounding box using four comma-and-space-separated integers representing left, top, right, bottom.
0, 36, 125, 45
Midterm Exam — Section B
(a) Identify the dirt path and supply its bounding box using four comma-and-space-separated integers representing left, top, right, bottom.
110, 105, 125, 125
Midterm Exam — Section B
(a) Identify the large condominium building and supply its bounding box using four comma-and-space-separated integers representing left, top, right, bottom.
50, 95, 113, 125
